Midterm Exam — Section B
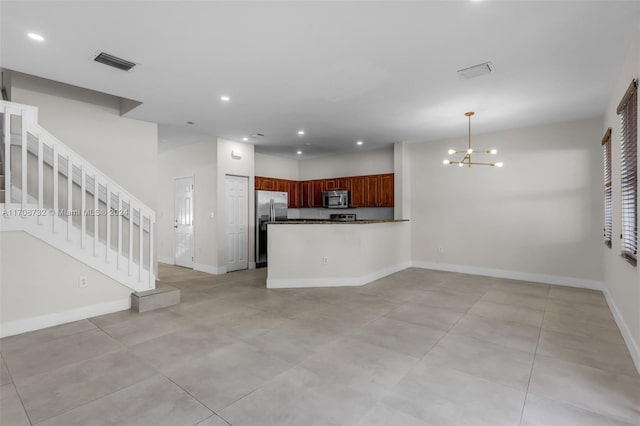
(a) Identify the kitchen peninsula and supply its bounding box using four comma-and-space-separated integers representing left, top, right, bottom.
266, 220, 410, 288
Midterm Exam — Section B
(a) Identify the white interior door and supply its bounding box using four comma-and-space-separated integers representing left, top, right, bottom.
174, 176, 194, 268
226, 175, 249, 272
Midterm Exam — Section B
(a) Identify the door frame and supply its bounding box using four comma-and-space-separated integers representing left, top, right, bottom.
174, 175, 195, 268
225, 173, 249, 272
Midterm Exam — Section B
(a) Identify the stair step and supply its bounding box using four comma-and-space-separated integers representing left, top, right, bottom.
131, 285, 180, 313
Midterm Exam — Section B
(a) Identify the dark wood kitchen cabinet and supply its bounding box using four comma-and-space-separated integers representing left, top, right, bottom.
378, 173, 394, 207
255, 173, 393, 208
349, 176, 366, 207
324, 178, 349, 191
287, 181, 300, 208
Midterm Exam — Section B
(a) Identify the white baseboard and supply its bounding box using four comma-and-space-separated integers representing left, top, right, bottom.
267, 261, 411, 289
158, 256, 174, 265
0, 297, 131, 338
602, 288, 640, 374
410, 261, 604, 290
193, 263, 226, 275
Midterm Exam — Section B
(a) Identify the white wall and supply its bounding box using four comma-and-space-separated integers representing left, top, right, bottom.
216, 138, 255, 270
1, 72, 158, 334
0, 232, 131, 337
409, 117, 604, 287
267, 222, 410, 288
255, 152, 299, 181
298, 147, 393, 180
157, 140, 218, 268
601, 30, 640, 369
9, 71, 158, 209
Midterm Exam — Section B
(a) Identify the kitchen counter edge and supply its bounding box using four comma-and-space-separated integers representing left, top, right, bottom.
267, 219, 410, 225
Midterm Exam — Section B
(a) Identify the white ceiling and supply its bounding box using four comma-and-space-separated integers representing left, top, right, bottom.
1, 1, 639, 159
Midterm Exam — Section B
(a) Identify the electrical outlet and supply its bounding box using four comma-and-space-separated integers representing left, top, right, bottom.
78, 276, 88, 288
323, 256, 329, 265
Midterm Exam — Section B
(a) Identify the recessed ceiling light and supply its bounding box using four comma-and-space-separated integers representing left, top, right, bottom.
298, 130, 305, 136
242, 137, 248, 142
28, 33, 44, 41
220, 95, 230, 101
356, 140, 364, 146
296, 150, 302, 155
187, 121, 195, 125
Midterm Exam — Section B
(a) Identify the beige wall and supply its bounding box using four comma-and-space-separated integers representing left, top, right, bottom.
157, 140, 218, 267
602, 30, 640, 366
409, 117, 604, 285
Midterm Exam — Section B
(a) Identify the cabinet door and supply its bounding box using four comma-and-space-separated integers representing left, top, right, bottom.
324, 179, 337, 191
262, 178, 277, 191
350, 176, 366, 207
378, 174, 394, 207
336, 178, 349, 190
287, 181, 300, 208
255, 176, 263, 190
365, 175, 379, 207
300, 181, 312, 208
312, 180, 324, 207
276, 179, 288, 193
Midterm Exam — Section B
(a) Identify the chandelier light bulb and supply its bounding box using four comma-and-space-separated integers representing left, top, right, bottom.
496, 162, 504, 167
448, 149, 456, 155
443, 159, 451, 165
458, 162, 464, 167
490, 149, 497, 154
467, 149, 473, 154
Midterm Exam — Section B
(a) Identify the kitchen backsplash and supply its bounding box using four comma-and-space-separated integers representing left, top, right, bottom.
289, 207, 394, 220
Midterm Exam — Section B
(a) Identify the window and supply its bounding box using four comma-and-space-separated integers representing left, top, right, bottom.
617, 79, 637, 265
602, 128, 612, 247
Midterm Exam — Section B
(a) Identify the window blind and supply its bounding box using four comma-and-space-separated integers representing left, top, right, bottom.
617, 79, 637, 265
602, 128, 612, 248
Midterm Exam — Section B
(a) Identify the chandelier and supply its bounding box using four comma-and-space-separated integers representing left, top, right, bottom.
443, 112, 503, 168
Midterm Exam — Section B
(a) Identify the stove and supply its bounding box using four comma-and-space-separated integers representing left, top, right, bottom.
329, 213, 356, 222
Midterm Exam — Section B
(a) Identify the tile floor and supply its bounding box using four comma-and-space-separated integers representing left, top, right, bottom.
1, 265, 638, 426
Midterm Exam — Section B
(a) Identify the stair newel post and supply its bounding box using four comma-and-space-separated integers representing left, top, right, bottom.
80, 165, 86, 249
52, 144, 58, 233
105, 184, 110, 264
138, 209, 143, 282
21, 112, 27, 210
93, 172, 98, 257
67, 155, 72, 242
117, 192, 122, 270
37, 134, 43, 225
149, 219, 154, 288
128, 200, 133, 277
4, 111, 11, 204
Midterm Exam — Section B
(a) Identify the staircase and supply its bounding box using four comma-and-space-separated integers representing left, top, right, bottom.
0, 101, 155, 292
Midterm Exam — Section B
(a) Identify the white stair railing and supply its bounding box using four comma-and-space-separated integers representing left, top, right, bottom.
0, 101, 155, 292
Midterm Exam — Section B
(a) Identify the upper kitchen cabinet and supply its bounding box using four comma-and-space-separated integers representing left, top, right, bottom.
350, 174, 393, 208
378, 174, 394, 207
324, 178, 350, 191
255, 176, 277, 191
301, 179, 325, 208
255, 173, 393, 208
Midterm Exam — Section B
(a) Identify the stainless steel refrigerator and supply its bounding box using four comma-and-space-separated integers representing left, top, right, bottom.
255, 190, 288, 267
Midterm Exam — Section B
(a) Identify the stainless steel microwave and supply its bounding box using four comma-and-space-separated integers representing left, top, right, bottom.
322, 190, 349, 209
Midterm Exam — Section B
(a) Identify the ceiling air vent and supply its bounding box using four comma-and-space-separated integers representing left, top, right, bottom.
93, 51, 137, 72
457, 61, 495, 79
